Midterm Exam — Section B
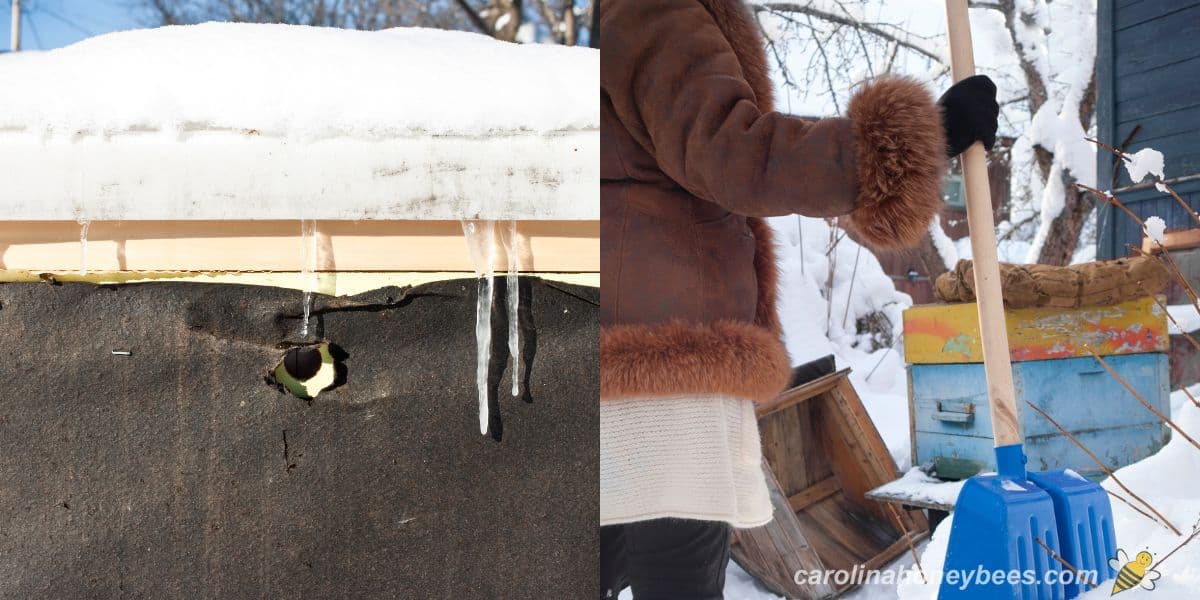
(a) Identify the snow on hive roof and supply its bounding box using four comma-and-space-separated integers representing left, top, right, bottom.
0, 24, 598, 221
0, 23, 598, 138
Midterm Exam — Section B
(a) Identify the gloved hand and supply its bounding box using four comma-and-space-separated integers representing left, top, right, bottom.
938, 74, 1000, 158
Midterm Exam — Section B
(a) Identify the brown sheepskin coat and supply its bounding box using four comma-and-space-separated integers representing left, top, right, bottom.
599, 0, 946, 402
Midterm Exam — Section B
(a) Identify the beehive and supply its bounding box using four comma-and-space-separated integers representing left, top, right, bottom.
904, 296, 1171, 480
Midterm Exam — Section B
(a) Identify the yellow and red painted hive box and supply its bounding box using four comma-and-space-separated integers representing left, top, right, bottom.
903, 296, 1171, 480
903, 296, 1169, 364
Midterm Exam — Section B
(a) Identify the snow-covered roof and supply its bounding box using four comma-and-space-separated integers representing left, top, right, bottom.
0, 24, 598, 220
0, 23, 596, 137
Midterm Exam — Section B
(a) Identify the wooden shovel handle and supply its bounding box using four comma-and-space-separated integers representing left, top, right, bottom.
944, 0, 1021, 447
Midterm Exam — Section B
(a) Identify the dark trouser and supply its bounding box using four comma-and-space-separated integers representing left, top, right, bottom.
600, 518, 732, 600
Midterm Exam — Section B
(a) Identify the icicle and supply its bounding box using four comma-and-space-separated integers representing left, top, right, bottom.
77, 218, 90, 276
499, 220, 520, 397
300, 219, 318, 338
462, 220, 497, 435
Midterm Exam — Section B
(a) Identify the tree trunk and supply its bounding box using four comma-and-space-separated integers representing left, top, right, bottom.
561, 0, 577, 45
489, 0, 523, 41
1034, 174, 1093, 265
1034, 72, 1098, 266
994, 0, 1098, 266
590, 0, 598, 48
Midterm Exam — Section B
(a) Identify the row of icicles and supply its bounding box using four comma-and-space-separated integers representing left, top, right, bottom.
74, 218, 517, 437
461, 220, 522, 436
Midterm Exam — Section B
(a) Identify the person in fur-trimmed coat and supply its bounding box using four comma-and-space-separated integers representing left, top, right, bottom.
598, 0, 998, 597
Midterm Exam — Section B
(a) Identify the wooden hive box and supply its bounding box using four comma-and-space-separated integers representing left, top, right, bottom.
0, 25, 601, 597
904, 296, 1172, 480
731, 369, 927, 599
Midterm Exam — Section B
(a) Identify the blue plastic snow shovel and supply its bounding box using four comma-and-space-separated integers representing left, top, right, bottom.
937, 2, 1117, 599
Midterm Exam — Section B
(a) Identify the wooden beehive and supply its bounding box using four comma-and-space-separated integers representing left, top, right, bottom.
731, 369, 927, 599
904, 296, 1172, 480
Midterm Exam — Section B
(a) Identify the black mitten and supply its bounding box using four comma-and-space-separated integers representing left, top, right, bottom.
938, 74, 1000, 158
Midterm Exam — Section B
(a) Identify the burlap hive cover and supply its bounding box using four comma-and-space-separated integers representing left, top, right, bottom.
0, 278, 598, 598
934, 256, 1169, 308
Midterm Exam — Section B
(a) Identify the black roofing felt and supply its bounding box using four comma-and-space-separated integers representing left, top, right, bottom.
0, 277, 598, 598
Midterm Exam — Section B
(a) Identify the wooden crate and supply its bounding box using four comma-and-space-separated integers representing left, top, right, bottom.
731, 370, 927, 599
911, 353, 1172, 480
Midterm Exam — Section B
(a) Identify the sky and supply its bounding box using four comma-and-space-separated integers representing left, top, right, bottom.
2, 0, 145, 51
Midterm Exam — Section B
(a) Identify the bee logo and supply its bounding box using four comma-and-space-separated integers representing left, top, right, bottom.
1109, 549, 1161, 595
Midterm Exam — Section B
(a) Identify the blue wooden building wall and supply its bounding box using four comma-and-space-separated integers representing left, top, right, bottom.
1096, 0, 1200, 259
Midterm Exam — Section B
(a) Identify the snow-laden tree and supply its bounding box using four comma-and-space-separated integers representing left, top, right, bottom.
145, 0, 593, 45
751, 0, 1097, 266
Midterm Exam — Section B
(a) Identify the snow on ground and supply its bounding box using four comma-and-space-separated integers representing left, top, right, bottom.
622, 561, 817, 600
953, 225, 1037, 265
721, 217, 913, 597
768, 216, 914, 469
716, 218, 949, 599
0, 23, 598, 138
720, 218, 1200, 599
1168, 305, 1200, 335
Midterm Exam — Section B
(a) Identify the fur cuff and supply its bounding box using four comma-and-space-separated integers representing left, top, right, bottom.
600, 320, 791, 403
845, 76, 946, 249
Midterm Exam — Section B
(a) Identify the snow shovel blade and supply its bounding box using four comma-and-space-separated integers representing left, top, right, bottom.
1026, 470, 1117, 598
939, 473, 1066, 599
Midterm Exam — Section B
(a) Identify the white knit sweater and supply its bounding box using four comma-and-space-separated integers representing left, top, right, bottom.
599, 394, 773, 528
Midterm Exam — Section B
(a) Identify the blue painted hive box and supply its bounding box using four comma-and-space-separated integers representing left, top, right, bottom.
903, 297, 1172, 480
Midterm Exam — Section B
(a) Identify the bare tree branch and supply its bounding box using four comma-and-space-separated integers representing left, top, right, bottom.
756, 0, 1096, 265
532, 0, 559, 38
143, 0, 594, 45
753, 3, 944, 63
588, 0, 597, 48
883, 40, 899, 73
454, 0, 492, 35
806, 14, 842, 113
752, 10, 798, 90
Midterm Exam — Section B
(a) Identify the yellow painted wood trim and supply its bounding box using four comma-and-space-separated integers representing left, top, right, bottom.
0, 220, 598, 273
0, 270, 598, 296
903, 296, 1169, 364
